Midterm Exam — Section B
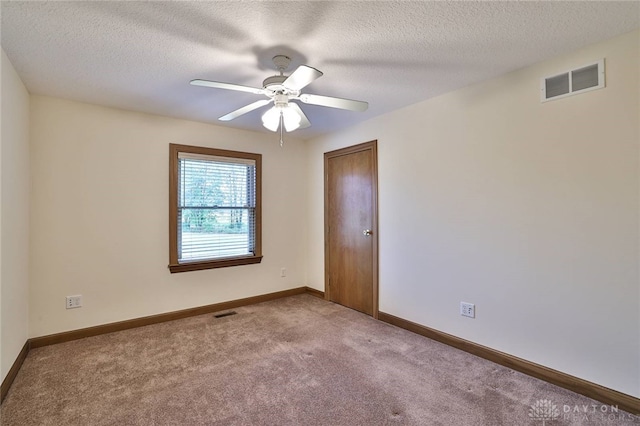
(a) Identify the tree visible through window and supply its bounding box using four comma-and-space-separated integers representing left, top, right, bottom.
169, 144, 262, 273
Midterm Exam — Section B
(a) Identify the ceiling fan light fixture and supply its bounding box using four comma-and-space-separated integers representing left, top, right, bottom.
261, 104, 301, 132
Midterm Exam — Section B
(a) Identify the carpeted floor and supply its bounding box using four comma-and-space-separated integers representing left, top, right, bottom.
1, 294, 636, 425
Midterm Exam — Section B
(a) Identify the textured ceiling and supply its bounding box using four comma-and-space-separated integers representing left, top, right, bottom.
2, 1, 639, 140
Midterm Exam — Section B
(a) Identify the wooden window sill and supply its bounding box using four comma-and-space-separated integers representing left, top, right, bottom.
168, 255, 263, 273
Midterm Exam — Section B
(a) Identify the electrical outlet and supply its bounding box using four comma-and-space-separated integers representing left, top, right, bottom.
460, 302, 475, 318
280, 268, 286, 277
66, 295, 82, 309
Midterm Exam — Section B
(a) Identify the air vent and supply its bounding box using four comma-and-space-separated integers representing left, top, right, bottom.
541, 59, 605, 102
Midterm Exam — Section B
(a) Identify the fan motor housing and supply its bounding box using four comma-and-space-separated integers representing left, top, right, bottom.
263, 75, 288, 92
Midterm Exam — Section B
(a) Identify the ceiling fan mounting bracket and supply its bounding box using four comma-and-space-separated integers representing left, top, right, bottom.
272, 55, 292, 73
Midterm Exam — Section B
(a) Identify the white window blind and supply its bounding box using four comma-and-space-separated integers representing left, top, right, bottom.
177, 153, 256, 263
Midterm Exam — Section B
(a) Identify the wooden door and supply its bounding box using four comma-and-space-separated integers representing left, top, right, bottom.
325, 141, 378, 317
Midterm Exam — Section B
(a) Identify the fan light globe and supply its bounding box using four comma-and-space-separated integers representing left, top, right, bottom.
282, 106, 301, 132
261, 107, 280, 132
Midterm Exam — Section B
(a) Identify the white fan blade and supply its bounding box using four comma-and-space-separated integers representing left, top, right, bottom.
288, 102, 311, 129
190, 79, 265, 95
283, 65, 323, 91
299, 93, 368, 112
219, 100, 271, 121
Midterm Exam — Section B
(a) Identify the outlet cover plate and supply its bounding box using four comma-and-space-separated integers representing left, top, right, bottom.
460, 302, 475, 318
66, 295, 82, 309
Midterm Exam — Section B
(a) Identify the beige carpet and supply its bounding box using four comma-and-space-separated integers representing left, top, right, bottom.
1, 294, 635, 425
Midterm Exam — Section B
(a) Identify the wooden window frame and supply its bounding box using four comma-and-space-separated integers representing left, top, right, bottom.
168, 144, 262, 273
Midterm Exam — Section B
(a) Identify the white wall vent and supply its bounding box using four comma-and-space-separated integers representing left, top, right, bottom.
541, 59, 605, 102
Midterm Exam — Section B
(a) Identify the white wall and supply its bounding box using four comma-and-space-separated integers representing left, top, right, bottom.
306, 30, 640, 397
29, 96, 308, 337
1, 49, 30, 381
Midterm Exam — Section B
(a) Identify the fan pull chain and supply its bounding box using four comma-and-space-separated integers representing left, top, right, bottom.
279, 111, 284, 147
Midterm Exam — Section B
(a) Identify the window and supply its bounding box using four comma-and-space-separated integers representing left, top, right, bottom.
169, 144, 262, 273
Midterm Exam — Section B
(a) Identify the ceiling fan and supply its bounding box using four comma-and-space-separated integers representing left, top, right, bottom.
190, 55, 368, 134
